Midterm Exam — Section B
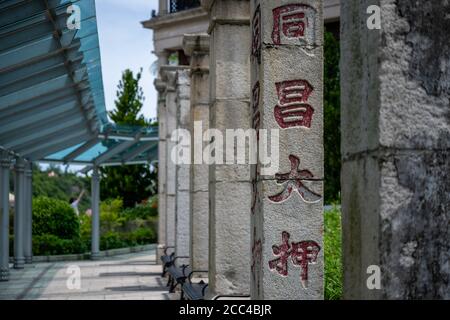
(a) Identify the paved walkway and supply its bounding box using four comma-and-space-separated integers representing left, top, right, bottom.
0, 251, 170, 300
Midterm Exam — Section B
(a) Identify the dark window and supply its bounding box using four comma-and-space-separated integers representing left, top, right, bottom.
169, 0, 201, 13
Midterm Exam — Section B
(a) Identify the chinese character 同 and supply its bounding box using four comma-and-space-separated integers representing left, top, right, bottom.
272, 4, 316, 46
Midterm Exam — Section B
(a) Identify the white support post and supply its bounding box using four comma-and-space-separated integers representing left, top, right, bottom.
91, 166, 100, 260
0, 152, 11, 280
13, 158, 26, 269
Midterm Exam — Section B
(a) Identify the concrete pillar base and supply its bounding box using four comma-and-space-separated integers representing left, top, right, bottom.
25, 256, 33, 264
90, 253, 101, 261
157, 244, 165, 265
0, 268, 9, 281
14, 258, 25, 269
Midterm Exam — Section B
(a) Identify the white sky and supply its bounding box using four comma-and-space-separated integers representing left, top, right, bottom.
95, 0, 158, 121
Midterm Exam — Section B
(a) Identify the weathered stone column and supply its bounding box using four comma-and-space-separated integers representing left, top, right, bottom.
0, 152, 11, 280
155, 78, 168, 263
159, 0, 168, 16
202, 0, 252, 296
161, 68, 177, 250
13, 158, 26, 269
91, 166, 100, 260
250, 0, 324, 300
341, 1, 450, 299
183, 34, 210, 273
24, 162, 33, 264
174, 69, 191, 258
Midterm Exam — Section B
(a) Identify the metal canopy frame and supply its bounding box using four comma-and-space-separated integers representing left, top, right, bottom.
0, 0, 159, 168
40, 126, 159, 171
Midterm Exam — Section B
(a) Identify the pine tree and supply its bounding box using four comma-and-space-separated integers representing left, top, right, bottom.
100, 69, 156, 208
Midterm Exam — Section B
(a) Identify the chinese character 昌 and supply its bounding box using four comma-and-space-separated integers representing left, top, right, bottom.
274, 80, 315, 129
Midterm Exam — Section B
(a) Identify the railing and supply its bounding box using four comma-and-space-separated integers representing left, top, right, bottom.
169, 0, 201, 13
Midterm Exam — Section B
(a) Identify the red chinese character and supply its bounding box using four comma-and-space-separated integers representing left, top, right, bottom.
251, 228, 262, 276
251, 227, 262, 296
274, 79, 315, 129
268, 231, 291, 276
252, 81, 261, 138
251, 178, 258, 215
268, 155, 321, 203
251, 5, 261, 64
269, 232, 321, 288
272, 4, 314, 45
291, 240, 320, 288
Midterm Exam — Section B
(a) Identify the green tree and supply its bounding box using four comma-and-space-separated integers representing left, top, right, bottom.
108, 69, 147, 126
100, 69, 156, 208
324, 30, 341, 204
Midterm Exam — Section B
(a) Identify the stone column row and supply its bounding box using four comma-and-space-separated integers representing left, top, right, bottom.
1, 154, 34, 280
157, 0, 449, 301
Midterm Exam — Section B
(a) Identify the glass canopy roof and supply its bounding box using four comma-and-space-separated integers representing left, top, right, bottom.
43, 125, 158, 167
0, 0, 158, 169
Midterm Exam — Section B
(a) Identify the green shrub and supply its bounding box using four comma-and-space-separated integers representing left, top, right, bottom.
100, 199, 126, 233
100, 231, 127, 250
32, 234, 88, 256
120, 202, 157, 221
33, 197, 80, 239
128, 227, 156, 245
324, 206, 343, 300
79, 213, 91, 239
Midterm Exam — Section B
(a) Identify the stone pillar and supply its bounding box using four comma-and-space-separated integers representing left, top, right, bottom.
157, 51, 169, 73
159, 0, 168, 16
155, 79, 168, 263
202, 0, 252, 296
24, 162, 33, 264
174, 70, 191, 258
0, 152, 11, 281
183, 34, 210, 273
13, 158, 25, 269
161, 68, 177, 250
249, 1, 324, 300
341, 1, 450, 299
91, 166, 100, 260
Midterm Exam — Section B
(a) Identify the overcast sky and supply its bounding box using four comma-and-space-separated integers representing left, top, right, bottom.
95, 0, 158, 121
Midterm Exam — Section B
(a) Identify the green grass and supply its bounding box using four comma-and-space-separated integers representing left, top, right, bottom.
324, 205, 343, 300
